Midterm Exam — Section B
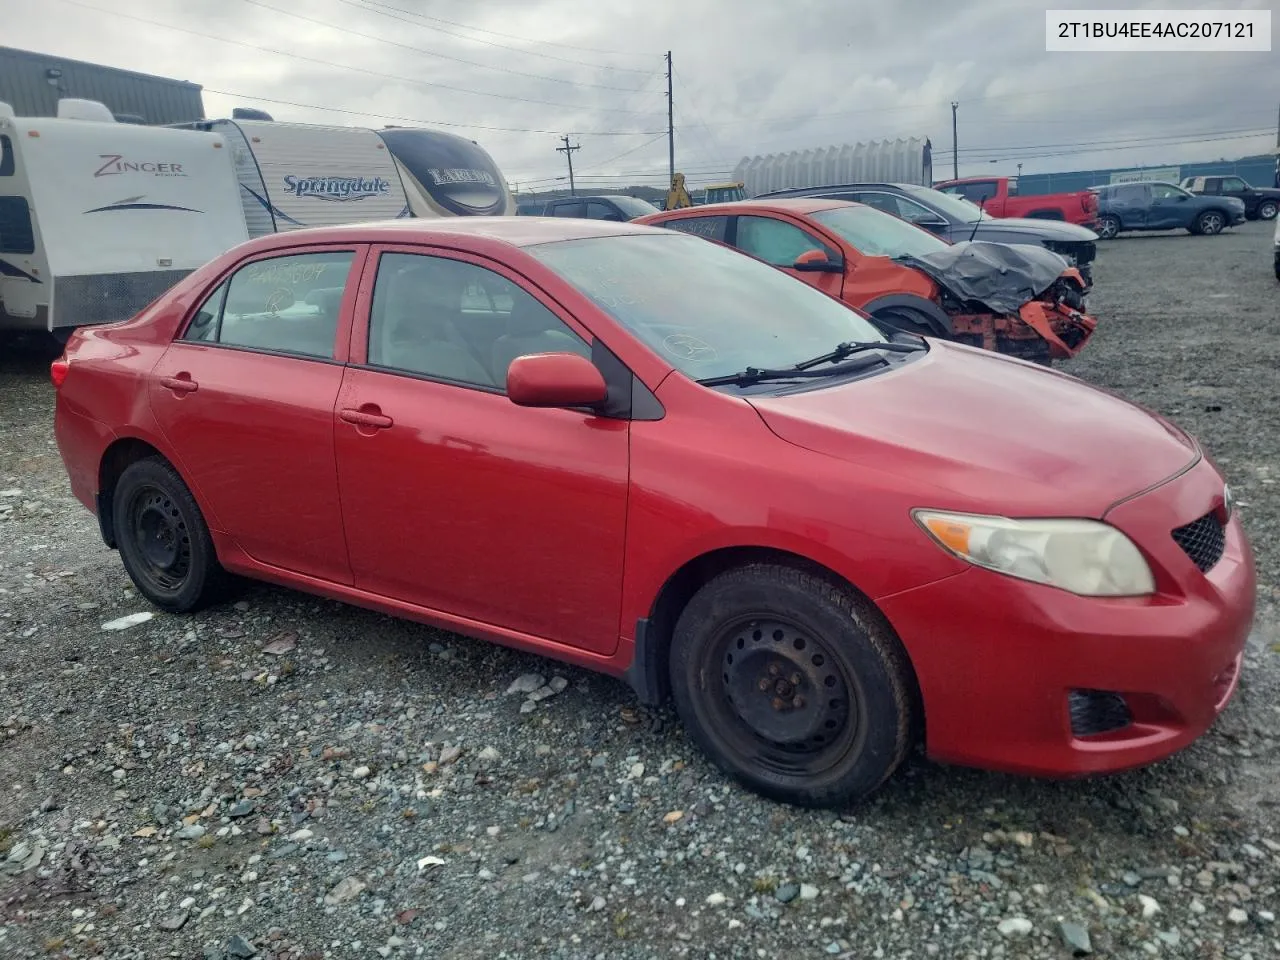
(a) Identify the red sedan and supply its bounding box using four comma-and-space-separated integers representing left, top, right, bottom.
634, 198, 1096, 365
51, 217, 1255, 808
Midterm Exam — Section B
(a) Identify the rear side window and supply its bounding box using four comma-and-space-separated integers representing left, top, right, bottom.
0, 196, 35, 254
181, 250, 354, 359
0, 135, 14, 176
551, 201, 585, 218
660, 215, 728, 242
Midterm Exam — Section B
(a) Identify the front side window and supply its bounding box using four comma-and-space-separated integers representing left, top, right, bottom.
585, 201, 623, 222
551, 201, 585, 218
810, 205, 949, 259
367, 252, 589, 389
526, 232, 886, 384
1221, 177, 1248, 192
191, 250, 354, 358
735, 216, 834, 267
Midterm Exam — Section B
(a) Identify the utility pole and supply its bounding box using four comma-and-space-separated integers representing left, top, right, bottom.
665, 51, 675, 184
950, 101, 959, 180
556, 136, 580, 197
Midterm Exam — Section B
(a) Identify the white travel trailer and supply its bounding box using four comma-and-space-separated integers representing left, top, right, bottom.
174, 114, 516, 237
0, 98, 249, 338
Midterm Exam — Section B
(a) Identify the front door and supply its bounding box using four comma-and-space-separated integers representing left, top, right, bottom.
148, 246, 362, 584
332, 247, 630, 654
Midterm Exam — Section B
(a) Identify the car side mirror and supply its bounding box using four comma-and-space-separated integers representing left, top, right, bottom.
506, 352, 608, 409
792, 249, 843, 272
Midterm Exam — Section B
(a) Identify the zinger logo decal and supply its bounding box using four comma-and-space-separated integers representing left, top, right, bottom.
94, 155, 187, 177
281, 175, 391, 202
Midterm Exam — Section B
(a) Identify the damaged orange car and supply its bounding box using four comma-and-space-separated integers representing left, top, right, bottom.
634, 198, 1096, 365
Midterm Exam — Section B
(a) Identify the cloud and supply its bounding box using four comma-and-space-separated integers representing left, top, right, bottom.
4, 0, 1274, 194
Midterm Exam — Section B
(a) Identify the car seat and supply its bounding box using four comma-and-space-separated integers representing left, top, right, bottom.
488, 294, 589, 386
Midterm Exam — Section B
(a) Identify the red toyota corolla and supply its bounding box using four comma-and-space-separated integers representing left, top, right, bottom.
51, 218, 1255, 808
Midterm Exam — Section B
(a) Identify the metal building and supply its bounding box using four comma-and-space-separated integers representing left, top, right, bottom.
0, 46, 203, 124
733, 137, 933, 197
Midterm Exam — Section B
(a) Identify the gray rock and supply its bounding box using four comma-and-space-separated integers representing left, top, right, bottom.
325, 875, 367, 905
477, 746, 500, 763
1059, 920, 1092, 956
506, 673, 545, 695
548, 676, 569, 694
228, 800, 256, 818
225, 934, 257, 958
176, 825, 206, 841
997, 917, 1032, 937
158, 910, 189, 931
775, 882, 800, 903
519, 700, 537, 714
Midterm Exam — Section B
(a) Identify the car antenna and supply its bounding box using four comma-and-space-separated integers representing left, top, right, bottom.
967, 195, 986, 243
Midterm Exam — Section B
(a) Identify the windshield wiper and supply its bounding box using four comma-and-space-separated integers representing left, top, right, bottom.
697, 340, 922, 387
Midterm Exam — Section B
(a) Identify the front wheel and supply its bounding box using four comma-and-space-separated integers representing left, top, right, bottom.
1195, 210, 1225, 236
668, 563, 916, 808
112, 457, 229, 613
1257, 200, 1278, 221
1095, 214, 1121, 240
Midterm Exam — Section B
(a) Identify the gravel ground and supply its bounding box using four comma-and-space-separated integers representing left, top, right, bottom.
1, 220, 1278, 960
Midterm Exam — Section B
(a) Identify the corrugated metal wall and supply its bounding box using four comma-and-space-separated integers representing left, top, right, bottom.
0, 46, 203, 124
733, 138, 933, 196
1000, 155, 1277, 196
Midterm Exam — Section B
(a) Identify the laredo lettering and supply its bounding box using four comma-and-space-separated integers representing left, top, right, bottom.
281, 175, 391, 201
94, 154, 186, 177
427, 167, 497, 186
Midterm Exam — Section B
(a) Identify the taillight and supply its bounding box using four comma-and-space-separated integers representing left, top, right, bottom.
50, 358, 69, 388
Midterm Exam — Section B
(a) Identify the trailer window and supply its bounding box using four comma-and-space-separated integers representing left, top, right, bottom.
0, 196, 36, 254
0, 136, 14, 176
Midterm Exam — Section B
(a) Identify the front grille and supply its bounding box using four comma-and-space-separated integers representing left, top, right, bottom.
1171, 512, 1226, 573
1069, 689, 1132, 737
1044, 239, 1096, 266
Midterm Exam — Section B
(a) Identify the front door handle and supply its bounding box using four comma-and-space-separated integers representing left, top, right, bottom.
160, 374, 198, 394
339, 406, 393, 430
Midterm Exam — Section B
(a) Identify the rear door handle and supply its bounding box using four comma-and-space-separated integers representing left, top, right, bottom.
160, 374, 198, 394
339, 406, 393, 430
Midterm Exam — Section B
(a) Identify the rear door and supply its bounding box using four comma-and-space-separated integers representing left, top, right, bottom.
149, 244, 364, 584
1109, 184, 1150, 229
332, 244, 630, 653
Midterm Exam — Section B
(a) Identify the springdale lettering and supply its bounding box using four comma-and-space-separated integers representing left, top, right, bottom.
281, 175, 391, 201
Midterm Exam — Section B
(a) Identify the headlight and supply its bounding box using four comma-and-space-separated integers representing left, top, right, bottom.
913, 510, 1156, 597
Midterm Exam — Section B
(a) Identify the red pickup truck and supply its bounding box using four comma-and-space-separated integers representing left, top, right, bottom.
933, 176, 1098, 228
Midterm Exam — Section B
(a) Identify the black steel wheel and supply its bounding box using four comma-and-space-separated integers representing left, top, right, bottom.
112, 457, 228, 613
669, 563, 916, 808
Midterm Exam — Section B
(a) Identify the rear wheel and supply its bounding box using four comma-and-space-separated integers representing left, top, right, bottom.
668, 563, 916, 808
1194, 210, 1225, 236
112, 457, 229, 613
1095, 214, 1121, 240
1257, 200, 1278, 221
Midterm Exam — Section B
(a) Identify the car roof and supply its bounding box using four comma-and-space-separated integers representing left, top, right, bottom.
756, 182, 918, 197
647, 197, 853, 217
221, 216, 665, 257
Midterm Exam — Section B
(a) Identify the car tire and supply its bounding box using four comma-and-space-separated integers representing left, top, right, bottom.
668, 563, 916, 808
1195, 210, 1225, 236
112, 456, 229, 614
1095, 214, 1121, 240
1258, 200, 1278, 221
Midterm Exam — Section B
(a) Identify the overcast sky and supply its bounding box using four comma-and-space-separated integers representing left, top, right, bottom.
5, 0, 1277, 193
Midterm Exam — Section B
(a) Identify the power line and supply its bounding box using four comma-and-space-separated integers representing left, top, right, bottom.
200, 88, 665, 136
556, 137, 581, 196
937, 126, 1275, 159
51, 0, 663, 117
240, 0, 647, 93
348, 0, 653, 72
574, 133, 669, 174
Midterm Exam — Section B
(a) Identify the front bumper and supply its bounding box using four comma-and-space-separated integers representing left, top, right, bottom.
880, 455, 1256, 778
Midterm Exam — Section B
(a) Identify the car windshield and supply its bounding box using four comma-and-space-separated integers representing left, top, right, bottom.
810, 204, 950, 258
900, 184, 989, 222
605, 195, 661, 218
525, 232, 888, 383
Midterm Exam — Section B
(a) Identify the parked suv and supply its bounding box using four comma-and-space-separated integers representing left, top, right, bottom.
755, 182, 1098, 288
1089, 181, 1246, 239
527, 194, 660, 221
1180, 175, 1279, 221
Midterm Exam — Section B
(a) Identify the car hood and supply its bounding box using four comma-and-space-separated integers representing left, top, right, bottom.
747, 342, 1200, 518
896, 240, 1069, 315
968, 217, 1098, 241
